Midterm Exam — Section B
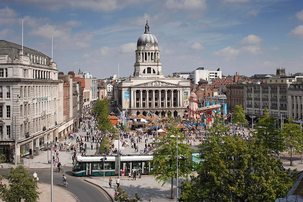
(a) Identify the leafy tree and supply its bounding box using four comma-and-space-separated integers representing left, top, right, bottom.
232, 105, 248, 126
94, 99, 115, 133
255, 109, 284, 154
207, 118, 230, 138
99, 135, 111, 155
281, 121, 303, 166
152, 122, 192, 199
0, 165, 39, 202
180, 136, 294, 201
114, 187, 141, 202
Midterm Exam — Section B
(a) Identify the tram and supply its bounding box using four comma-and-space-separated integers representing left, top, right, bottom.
72, 155, 153, 177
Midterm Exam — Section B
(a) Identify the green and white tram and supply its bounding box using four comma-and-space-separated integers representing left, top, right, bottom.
72, 155, 153, 177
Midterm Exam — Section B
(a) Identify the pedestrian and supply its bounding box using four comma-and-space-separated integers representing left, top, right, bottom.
116, 177, 120, 188
57, 162, 62, 172
109, 177, 112, 188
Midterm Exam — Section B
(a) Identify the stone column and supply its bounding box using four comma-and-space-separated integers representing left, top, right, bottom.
152, 90, 155, 108
36, 138, 40, 149
159, 90, 162, 108
165, 90, 167, 108
134, 90, 137, 108
131, 90, 133, 108
147, 90, 149, 108
140, 90, 143, 108
177, 90, 180, 107
171, 90, 174, 107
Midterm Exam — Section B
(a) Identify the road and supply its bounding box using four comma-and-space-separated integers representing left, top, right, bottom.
0, 167, 112, 202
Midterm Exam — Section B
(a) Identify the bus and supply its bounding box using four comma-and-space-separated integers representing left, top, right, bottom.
72, 155, 153, 177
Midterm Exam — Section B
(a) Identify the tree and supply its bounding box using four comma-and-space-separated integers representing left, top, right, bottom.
0, 165, 39, 202
94, 99, 115, 133
232, 105, 248, 126
99, 135, 111, 155
152, 122, 192, 199
255, 109, 284, 154
281, 121, 303, 166
180, 136, 294, 201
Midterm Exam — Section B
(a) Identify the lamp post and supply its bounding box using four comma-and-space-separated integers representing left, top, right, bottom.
250, 115, 256, 129
176, 133, 179, 202
102, 155, 107, 178
50, 142, 53, 202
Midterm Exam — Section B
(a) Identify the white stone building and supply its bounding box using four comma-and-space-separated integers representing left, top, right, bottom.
117, 22, 190, 117
0, 40, 64, 163
192, 67, 222, 84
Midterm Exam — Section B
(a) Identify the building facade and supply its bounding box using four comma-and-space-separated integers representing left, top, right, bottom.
117, 22, 190, 117
226, 84, 245, 111
0, 40, 63, 163
288, 83, 303, 121
192, 67, 222, 84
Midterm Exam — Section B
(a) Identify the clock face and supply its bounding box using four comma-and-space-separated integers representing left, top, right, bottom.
145, 43, 151, 48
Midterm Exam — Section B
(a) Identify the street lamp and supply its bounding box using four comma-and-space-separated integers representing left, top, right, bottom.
50, 142, 54, 202
170, 134, 179, 201
101, 156, 107, 178
250, 115, 256, 129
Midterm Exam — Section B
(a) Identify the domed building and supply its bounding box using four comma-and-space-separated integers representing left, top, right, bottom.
117, 21, 190, 117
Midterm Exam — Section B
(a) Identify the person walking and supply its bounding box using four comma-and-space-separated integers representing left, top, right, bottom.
109, 177, 112, 188
116, 177, 120, 188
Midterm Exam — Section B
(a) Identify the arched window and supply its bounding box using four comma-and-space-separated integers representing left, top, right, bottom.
153, 69, 156, 74
147, 67, 151, 74
143, 69, 146, 74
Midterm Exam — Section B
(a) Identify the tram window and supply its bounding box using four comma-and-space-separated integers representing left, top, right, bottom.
92, 162, 101, 170
73, 162, 84, 171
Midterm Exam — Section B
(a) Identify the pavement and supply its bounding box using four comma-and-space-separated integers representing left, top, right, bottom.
85, 175, 176, 202
0, 120, 280, 202
0, 118, 176, 202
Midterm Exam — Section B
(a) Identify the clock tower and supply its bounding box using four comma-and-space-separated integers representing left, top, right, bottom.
133, 21, 163, 78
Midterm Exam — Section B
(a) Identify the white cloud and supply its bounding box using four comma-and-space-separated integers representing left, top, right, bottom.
241, 34, 261, 45
191, 41, 203, 50
0, 7, 18, 24
214, 46, 239, 58
30, 21, 93, 49
247, 9, 259, 17
240, 34, 262, 54
297, 10, 303, 21
166, 0, 207, 10
241, 45, 261, 54
9, 0, 145, 12
291, 25, 303, 38
222, 0, 249, 3
119, 42, 136, 53
100, 47, 111, 56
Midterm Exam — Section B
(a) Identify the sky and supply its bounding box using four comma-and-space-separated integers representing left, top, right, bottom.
0, 0, 303, 78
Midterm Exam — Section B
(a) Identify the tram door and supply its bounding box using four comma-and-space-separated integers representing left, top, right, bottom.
85, 163, 92, 176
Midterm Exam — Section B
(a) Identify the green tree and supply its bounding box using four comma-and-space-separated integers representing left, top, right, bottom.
99, 135, 111, 155
232, 105, 248, 126
255, 109, 284, 154
281, 121, 303, 166
94, 99, 115, 133
0, 165, 39, 202
180, 136, 294, 201
152, 122, 192, 199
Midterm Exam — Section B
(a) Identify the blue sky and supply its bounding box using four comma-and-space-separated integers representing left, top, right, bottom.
0, 0, 303, 78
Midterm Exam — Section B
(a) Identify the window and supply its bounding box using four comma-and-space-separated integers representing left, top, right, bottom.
147, 67, 151, 74
6, 105, 10, 118
6, 86, 10, 98
0, 69, 4, 77
6, 125, 10, 138
0, 86, 2, 98
0, 126, 2, 136
0, 105, 2, 118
